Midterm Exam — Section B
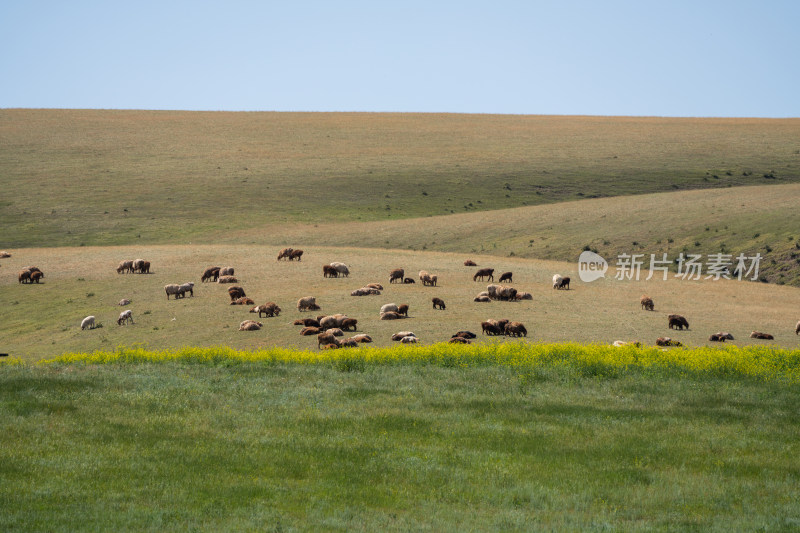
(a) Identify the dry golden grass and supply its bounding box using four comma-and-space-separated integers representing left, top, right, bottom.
2, 110, 798, 247
2, 244, 798, 361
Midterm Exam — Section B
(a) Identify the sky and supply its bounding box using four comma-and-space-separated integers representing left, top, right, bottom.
1, 1, 798, 117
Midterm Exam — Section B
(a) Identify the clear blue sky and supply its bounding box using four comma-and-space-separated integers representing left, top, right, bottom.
1, 1, 797, 117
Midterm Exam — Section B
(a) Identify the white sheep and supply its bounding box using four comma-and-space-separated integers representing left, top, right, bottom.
552, 274, 564, 289
330, 262, 350, 277
297, 296, 318, 311
400, 335, 418, 344
380, 303, 399, 315
165, 284, 182, 299
118, 310, 133, 325
81, 316, 96, 330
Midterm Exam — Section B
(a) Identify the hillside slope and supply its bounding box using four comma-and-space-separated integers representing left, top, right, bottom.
2, 110, 798, 247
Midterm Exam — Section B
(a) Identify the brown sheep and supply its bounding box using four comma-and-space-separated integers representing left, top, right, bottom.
30, 270, 44, 283
230, 297, 255, 306
350, 334, 373, 343
452, 331, 477, 339
504, 322, 527, 337
228, 286, 246, 301
340, 338, 359, 348
288, 249, 304, 261
464, 260, 477, 266
141, 261, 151, 274
499, 272, 513, 283
389, 268, 404, 283
432, 297, 446, 310
293, 318, 321, 328
641, 295, 654, 311
321, 343, 340, 350
201, 266, 221, 282
239, 320, 263, 331
340, 318, 358, 331
323, 264, 339, 278
750, 331, 774, 340
250, 302, 281, 317
403, 277, 416, 284
366, 283, 384, 290
656, 337, 682, 347
397, 304, 409, 317
380, 311, 402, 320
496, 286, 517, 301
449, 336, 471, 344
668, 314, 689, 330
277, 248, 293, 261
326, 328, 345, 337
709, 333, 726, 342
515, 292, 533, 301
300, 327, 322, 336
481, 321, 503, 336
297, 296, 318, 311
473, 268, 494, 282
217, 275, 238, 284
317, 332, 340, 349
421, 273, 438, 286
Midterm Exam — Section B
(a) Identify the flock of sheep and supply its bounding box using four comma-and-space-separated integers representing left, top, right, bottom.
6, 248, 799, 349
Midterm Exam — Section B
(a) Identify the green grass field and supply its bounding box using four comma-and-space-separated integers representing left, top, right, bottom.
2, 353, 799, 531
2, 110, 800, 530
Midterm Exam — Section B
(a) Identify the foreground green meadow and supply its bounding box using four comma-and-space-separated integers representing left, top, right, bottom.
2, 345, 800, 531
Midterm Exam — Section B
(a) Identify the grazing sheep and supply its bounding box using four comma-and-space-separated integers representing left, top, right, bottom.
668, 314, 690, 330
300, 326, 321, 336
141, 261, 151, 274
117, 310, 133, 326
253, 302, 281, 317
30, 270, 44, 283
403, 277, 416, 284
750, 331, 774, 340
381, 311, 402, 320
641, 295, 654, 311
164, 284, 183, 300
220, 267, 235, 276
288, 249, 304, 261
119, 298, 131, 306
400, 335, 418, 344
217, 275, 238, 284
556, 277, 570, 290
340, 318, 358, 331
452, 331, 477, 339
473, 268, 494, 282
117, 260, 134, 274
504, 322, 527, 337
389, 268, 405, 283
464, 260, 477, 266
515, 292, 533, 301
656, 337, 682, 347
418, 270, 429, 282
449, 336, 470, 344
474, 296, 491, 303
432, 297, 446, 310
322, 264, 338, 278
293, 318, 321, 328
297, 296, 318, 312
228, 286, 246, 301
230, 297, 255, 306
330, 262, 350, 277
499, 272, 513, 283
178, 282, 195, 297
132, 259, 145, 272
81, 316, 96, 330
18, 270, 32, 284
552, 274, 563, 289
397, 304, 409, 317
239, 320, 263, 331
350, 334, 373, 343
277, 248, 293, 260
481, 320, 504, 336
496, 286, 517, 301
380, 303, 399, 315
421, 273, 437, 286
391, 331, 415, 341
317, 332, 340, 349
201, 266, 221, 283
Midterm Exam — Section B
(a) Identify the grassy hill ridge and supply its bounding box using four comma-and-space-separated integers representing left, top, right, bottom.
2, 109, 799, 248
